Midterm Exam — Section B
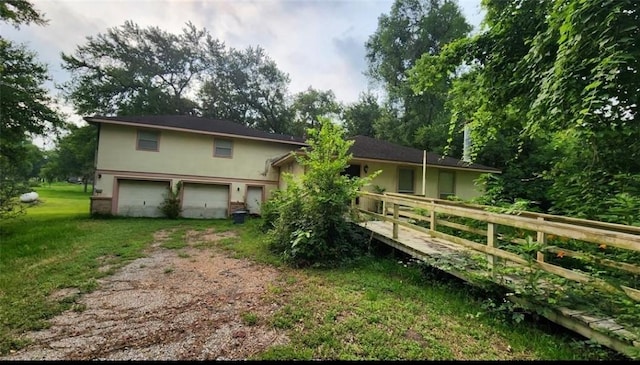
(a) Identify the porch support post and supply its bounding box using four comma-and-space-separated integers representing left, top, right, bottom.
393, 203, 399, 239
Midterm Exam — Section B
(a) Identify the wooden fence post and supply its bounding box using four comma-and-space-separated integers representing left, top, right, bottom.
393, 203, 399, 239
382, 200, 387, 216
429, 206, 436, 232
487, 222, 496, 274
536, 217, 546, 262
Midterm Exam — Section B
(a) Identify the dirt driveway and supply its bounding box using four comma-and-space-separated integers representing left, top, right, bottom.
4, 228, 290, 360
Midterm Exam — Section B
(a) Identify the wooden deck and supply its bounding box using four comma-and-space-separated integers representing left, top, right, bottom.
357, 219, 640, 359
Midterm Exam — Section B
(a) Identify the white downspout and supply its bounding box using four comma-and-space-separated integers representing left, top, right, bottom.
422, 150, 426, 196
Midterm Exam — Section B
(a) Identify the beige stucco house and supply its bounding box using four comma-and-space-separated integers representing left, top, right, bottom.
87, 115, 500, 218
87, 115, 306, 218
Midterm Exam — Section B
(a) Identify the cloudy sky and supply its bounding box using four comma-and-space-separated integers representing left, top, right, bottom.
3, 0, 484, 128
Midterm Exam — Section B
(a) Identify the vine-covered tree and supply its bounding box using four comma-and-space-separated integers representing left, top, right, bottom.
409, 0, 640, 220
366, 0, 471, 153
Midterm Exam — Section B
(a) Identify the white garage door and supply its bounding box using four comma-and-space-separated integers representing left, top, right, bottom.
117, 180, 169, 217
181, 183, 229, 219
246, 186, 263, 215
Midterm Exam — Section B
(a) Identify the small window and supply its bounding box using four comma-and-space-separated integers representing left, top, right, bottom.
398, 168, 414, 193
438, 171, 455, 199
214, 138, 233, 158
137, 130, 159, 151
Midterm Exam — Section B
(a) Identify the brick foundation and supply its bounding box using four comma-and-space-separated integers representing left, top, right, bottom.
90, 196, 113, 216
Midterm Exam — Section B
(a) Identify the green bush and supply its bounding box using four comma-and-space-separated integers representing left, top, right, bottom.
266, 118, 378, 268
160, 182, 182, 219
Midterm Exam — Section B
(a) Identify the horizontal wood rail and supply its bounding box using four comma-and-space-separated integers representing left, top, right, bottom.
390, 208, 640, 277
384, 192, 640, 235
356, 191, 640, 302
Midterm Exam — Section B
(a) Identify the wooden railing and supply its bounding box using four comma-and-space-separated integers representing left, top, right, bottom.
355, 191, 640, 302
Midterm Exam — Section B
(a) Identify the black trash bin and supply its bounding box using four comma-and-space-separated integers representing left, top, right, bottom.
231, 210, 248, 224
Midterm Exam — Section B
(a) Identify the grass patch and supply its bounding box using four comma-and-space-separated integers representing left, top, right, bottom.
241, 312, 259, 326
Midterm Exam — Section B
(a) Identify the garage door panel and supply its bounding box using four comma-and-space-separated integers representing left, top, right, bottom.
117, 180, 168, 217
182, 183, 229, 219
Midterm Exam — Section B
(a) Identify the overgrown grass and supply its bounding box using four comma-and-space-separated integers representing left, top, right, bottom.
0, 183, 624, 359
255, 254, 619, 360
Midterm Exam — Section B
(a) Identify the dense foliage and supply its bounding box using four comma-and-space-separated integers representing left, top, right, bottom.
40, 125, 98, 192
61, 21, 344, 137
366, 0, 472, 155
265, 118, 379, 267
409, 0, 640, 222
0, 0, 64, 219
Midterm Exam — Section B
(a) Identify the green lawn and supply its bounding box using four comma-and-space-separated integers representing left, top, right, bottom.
0, 183, 623, 359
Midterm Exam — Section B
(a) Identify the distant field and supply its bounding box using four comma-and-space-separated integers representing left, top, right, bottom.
24, 183, 92, 217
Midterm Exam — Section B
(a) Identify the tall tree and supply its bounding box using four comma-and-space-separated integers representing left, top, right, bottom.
200, 46, 293, 134
1, 1, 64, 218
62, 22, 294, 134
290, 87, 342, 137
365, 0, 471, 153
342, 92, 381, 137
409, 0, 640, 219
61, 21, 217, 116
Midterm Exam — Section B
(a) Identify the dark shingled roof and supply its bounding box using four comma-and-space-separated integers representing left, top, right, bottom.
349, 135, 501, 172
85, 115, 499, 172
84, 115, 307, 145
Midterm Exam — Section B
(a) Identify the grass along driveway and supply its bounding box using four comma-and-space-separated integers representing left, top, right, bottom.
0, 183, 624, 359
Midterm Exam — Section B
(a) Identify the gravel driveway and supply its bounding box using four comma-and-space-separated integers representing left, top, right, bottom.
3, 228, 289, 360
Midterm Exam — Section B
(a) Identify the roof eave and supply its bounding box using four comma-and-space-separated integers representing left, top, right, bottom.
350, 156, 501, 174
85, 116, 308, 146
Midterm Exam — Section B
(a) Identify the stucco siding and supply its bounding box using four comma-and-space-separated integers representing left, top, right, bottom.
97, 123, 292, 181
453, 169, 485, 201
92, 123, 291, 216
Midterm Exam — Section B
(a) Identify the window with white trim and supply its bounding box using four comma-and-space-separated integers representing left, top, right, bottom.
137, 130, 159, 151
214, 138, 233, 158
438, 171, 455, 199
398, 167, 415, 193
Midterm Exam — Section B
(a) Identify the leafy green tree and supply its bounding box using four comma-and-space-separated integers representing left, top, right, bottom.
342, 91, 381, 137
1, 1, 64, 218
267, 118, 379, 267
409, 0, 640, 220
61, 21, 214, 116
0, 0, 46, 27
199, 46, 293, 134
45, 125, 98, 193
290, 87, 342, 137
365, 0, 471, 153
62, 22, 295, 134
